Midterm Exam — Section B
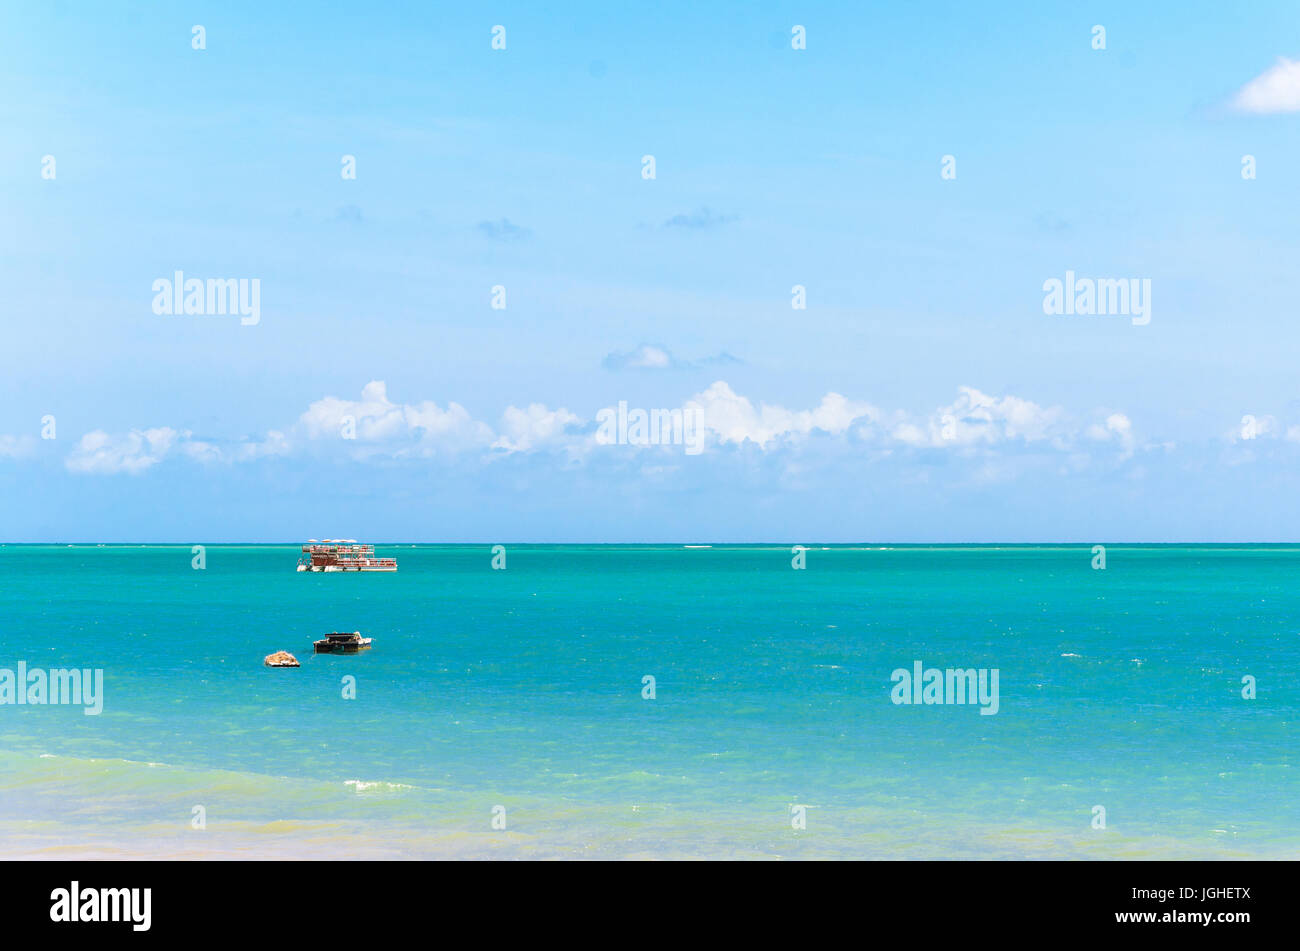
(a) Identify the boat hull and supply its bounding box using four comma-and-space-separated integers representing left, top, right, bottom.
313, 638, 373, 654
303, 565, 396, 572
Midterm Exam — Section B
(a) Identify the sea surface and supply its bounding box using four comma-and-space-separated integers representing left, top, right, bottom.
0, 544, 1296, 859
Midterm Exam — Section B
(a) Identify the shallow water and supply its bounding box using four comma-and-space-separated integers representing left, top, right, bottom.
1, 545, 1295, 858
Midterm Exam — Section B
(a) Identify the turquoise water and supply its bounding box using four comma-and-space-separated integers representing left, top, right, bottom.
1, 544, 1297, 859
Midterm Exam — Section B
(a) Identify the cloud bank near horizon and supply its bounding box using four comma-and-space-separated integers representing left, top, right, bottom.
24, 379, 1173, 477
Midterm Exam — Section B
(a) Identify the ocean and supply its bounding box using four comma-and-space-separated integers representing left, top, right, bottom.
1, 544, 1296, 859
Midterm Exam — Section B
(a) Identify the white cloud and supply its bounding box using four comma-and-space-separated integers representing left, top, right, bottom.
0, 435, 36, 459
492, 403, 580, 453
64, 425, 290, 474
54, 380, 1150, 474
179, 439, 224, 465
299, 381, 494, 456
66, 428, 179, 474
602, 344, 742, 371
892, 386, 1066, 448
1231, 57, 1300, 114
1228, 414, 1279, 442
1086, 413, 1135, 458
605, 344, 673, 370
689, 381, 879, 449
240, 430, 291, 460
182, 430, 292, 464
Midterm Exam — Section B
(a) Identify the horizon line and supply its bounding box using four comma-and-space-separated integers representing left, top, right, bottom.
5, 541, 1300, 547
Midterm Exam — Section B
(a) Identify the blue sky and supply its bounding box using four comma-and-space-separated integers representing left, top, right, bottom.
4, 1, 1300, 541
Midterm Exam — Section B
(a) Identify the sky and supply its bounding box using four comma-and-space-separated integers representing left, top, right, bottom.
3, 1, 1300, 541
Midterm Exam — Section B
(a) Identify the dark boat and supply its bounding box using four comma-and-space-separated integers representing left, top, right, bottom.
313, 631, 373, 654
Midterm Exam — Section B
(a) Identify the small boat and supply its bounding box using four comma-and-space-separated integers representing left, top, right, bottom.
313, 631, 373, 654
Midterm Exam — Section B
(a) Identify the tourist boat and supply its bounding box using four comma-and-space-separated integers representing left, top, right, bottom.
297, 539, 397, 572
313, 631, 373, 654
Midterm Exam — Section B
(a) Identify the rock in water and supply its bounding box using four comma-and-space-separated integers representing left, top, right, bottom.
264, 650, 300, 668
